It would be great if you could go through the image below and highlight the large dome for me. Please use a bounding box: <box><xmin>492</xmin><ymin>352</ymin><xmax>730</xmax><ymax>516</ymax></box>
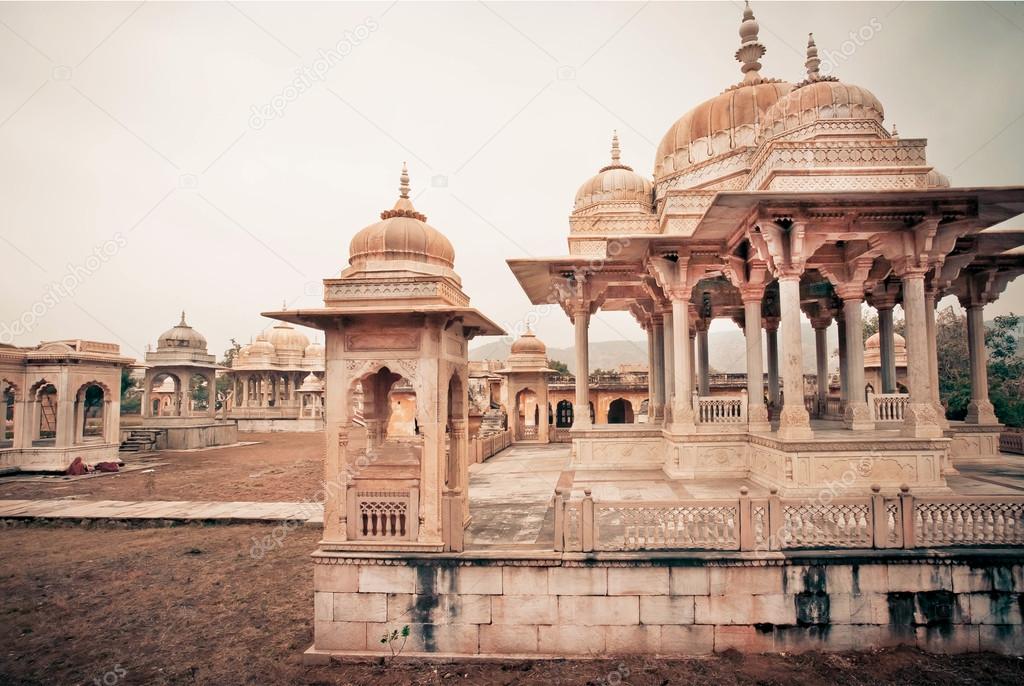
<box><xmin>348</xmin><ymin>164</ymin><xmax>455</xmax><ymax>269</ymax></box>
<box><xmin>264</xmin><ymin>321</ymin><xmax>309</xmax><ymax>353</ymax></box>
<box><xmin>758</xmin><ymin>35</ymin><xmax>885</xmax><ymax>141</ymax></box>
<box><xmin>157</xmin><ymin>312</ymin><xmax>208</xmax><ymax>352</ymax></box>
<box><xmin>654</xmin><ymin>4</ymin><xmax>792</xmax><ymax>181</ymax></box>
<box><xmin>574</xmin><ymin>133</ymin><xmax>653</xmax><ymax>211</ymax></box>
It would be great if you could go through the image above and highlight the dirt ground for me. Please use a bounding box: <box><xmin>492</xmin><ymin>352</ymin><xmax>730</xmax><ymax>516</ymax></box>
<box><xmin>0</xmin><ymin>433</ymin><xmax>324</xmax><ymax>503</ymax></box>
<box><xmin>1</xmin><ymin>525</ymin><xmax>1023</xmax><ymax>686</ymax></box>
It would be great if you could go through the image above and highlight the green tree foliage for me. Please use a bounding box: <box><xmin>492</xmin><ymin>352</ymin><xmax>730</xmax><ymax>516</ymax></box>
<box><xmin>221</xmin><ymin>339</ymin><xmax>242</xmax><ymax>367</ymax></box>
<box><xmin>547</xmin><ymin>358</ymin><xmax>570</xmax><ymax>375</ymax></box>
<box><xmin>986</xmin><ymin>314</ymin><xmax>1024</xmax><ymax>427</ymax></box>
<box><xmin>120</xmin><ymin>367</ymin><xmax>141</xmax><ymax>414</ymax></box>
<box><xmin>935</xmin><ymin>307</ymin><xmax>971</xmax><ymax>420</ymax></box>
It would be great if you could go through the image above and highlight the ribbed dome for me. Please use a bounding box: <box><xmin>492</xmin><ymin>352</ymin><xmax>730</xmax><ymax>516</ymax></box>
<box><xmin>264</xmin><ymin>321</ymin><xmax>309</xmax><ymax>353</ymax></box>
<box><xmin>654</xmin><ymin>4</ymin><xmax>791</xmax><ymax>181</ymax></box>
<box><xmin>655</xmin><ymin>80</ymin><xmax>792</xmax><ymax>180</ymax></box>
<box><xmin>926</xmin><ymin>169</ymin><xmax>951</xmax><ymax>188</ymax></box>
<box><xmin>348</xmin><ymin>164</ymin><xmax>455</xmax><ymax>269</ymax></box>
<box><xmin>157</xmin><ymin>312</ymin><xmax>208</xmax><ymax>352</ymax></box>
<box><xmin>866</xmin><ymin>331</ymin><xmax>906</xmax><ymax>349</ymax></box>
<box><xmin>244</xmin><ymin>336</ymin><xmax>275</xmax><ymax>359</ymax></box>
<box><xmin>574</xmin><ymin>133</ymin><xmax>653</xmax><ymax>211</ymax></box>
<box><xmin>303</xmin><ymin>342</ymin><xmax>324</xmax><ymax>358</ymax></box>
<box><xmin>510</xmin><ymin>329</ymin><xmax>547</xmax><ymax>356</ymax></box>
<box><xmin>759</xmin><ymin>80</ymin><xmax>884</xmax><ymax>141</ymax></box>
<box><xmin>758</xmin><ymin>35</ymin><xmax>884</xmax><ymax>142</ymax></box>
<box><xmin>298</xmin><ymin>372</ymin><xmax>324</xmax><ymax>392</ymax></box>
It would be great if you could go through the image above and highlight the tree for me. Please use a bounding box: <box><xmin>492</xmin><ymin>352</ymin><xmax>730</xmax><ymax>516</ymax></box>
<box><xmin>120</xmin><ymin>368</ymin><xmax>141</xmax><ymax>414</ymax></box>
<box><xmin>221</xmin><ymin>339</ymin><xmax>242</xmax><ymax>367</ymax></box>
<box><xmin>986</xmin><ymin>314</ymin><xmax>1024</xmax><ymax>427</ymax></box>
<box><xmin>547</xmin><ymin>358</ymin><xmax>570</xmax><ymax>375</ymax></box>
<box><xmin>935</xmin><ymin>307</ymin><xmax>971</xmax><ymax>420</ymax></box>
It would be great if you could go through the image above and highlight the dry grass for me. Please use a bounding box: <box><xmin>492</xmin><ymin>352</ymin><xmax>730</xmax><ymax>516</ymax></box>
<box><xmin>2</xmin><ymin>524</ymin><xmax>1024</xmax><ymax>685</ymax></box>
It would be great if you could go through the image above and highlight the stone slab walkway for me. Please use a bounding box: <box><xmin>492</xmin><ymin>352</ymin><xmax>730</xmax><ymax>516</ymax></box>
<box><xmin>0</xmin><ymin>499</ymin><xmax>324</xmax><ymax>524</ymax></box>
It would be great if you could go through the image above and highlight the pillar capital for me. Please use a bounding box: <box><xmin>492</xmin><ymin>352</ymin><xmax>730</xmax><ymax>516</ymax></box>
<box><xmin>763</xmin><ymin>316</ymin><xmax>779</xmax><ymax>333</ymax></box>
<box><xmin>810</xmin><ymin>316</ymin><xmax>832</xmax><ymax>331</ymax></box>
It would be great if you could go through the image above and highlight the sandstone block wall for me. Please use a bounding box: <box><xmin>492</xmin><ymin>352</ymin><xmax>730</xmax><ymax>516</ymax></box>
<box><xmin>309</xmin><ymin>558</ymin><xmax>1024</xmax><ymax>658</ymax></box>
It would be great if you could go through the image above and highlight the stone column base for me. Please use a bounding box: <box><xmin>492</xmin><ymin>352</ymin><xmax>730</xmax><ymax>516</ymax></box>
<box><xmin>965</xmin><ymin>400</ymin><xmax>999</xmax><ymax>426</ymax></box>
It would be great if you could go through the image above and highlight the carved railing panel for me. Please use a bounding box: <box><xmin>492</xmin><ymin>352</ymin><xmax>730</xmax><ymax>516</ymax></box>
<box><xmin>1000</xmin><ymin>432</ymin><xmax>1024</xmax><ymax>455</ymax></box>
<box><xmin>595</xmin><ymin>501</ymin><xmax>740</xmax><ymax>551</ymax></box>
<box><xmin>869</xmin><ymin>392</ymin><xmax>909</xmax><ymax>423</ymax></box>
<box><xmin>693</xmin><ymin>393</ymin><xmax>747</xmax><ymax>425</ymax></box>
<box><xmin>553</xmin><ymin>489</ymin><xmax>1024</xmax><ymax>552</ymax></box>
<box><xmin>354</xmin><ymin>490</ymin><xmax>413</xmax><ymax>540</ymax></box>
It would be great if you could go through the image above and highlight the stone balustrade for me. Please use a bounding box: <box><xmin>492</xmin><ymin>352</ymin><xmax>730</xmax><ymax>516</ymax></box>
<box><xmin>349</xmin><ymin>488</ymin><xmax>418</xmax><ymax>541</ymax></box>
<box><xmin>692</xmin><ymin>391</ymin><xmax>747</xmax><ymax>426</ymax></box>
<box><xmin>1000</xmin><ymin>432</ymin><xmax>1024</xmax><ymax>455</ymax></box>
<box><xmin>822</xmin><ymin>396</ymin><xmax>843</xmax><ymax>419</ymax></box>
<box><xmin>470</xmin><ymin>429</ymin><xmax>511</xmax><ymax>463</ymax></box>
<box><xmin>868</xmin><ymin>392</ymin><xmax>909</xmax><ymax>424</ymax></box>
<box><xmin>554</xmin><ymin>487</ymin><xmax>1024</xmax><ymax>553</ymax></box>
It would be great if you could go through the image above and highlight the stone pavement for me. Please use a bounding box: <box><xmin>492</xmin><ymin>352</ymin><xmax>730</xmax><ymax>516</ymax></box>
<box><xmin>0</xmin><ymin>499</ymin><xmax>323</xmax><ymax>523</ymax></box>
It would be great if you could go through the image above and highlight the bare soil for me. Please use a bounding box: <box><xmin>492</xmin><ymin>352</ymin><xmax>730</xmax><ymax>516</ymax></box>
<box><xmin>1</xmin><ymin>525</ymin><xmax>1023</xmax><ymax>686</ymax></box>
<box><xmin>0</xmin><ymin>433</ymin><xmax>324</xmax><ymax>503</ymax></box>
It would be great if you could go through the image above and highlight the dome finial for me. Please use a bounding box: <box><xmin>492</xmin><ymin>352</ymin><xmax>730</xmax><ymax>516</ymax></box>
<box><xmin>179</xmin><ymin>310</ymin><xmax>187</xmax><ymax>326</ymax></box>
<box><xmin>891</xmin><ymin>123</ymin><xmax>899</xmax><ymax>138</ymax></box>
<box><xmin>805</xmin><ymin>33</ymin><xmax>820</xmax><ymax>82</ymax></box>
<box><xmin>611</xmin><ymin>130</ymin><xmax>621</xmax><ymax>164</ymax></box>
<box><xmin>399</xmin><ymin>162</ymin><xmax>410</xmax><ymax>199</ymax></box>
<box><xmin>735</xmin><ymin>1</ymin><xmax>766</xmax><ymax>81</ymax></box>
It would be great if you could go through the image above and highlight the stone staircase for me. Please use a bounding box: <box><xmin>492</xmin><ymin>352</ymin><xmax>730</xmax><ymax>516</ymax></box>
<box><xmin>119</xmin><ymin>429</ymin><xmax>164</xmax><ymax>453</ymax></box>
<box><xmin>478</xmin><ymin>408</ymin><xmax>506</xmax><ymax>436</ymax></box>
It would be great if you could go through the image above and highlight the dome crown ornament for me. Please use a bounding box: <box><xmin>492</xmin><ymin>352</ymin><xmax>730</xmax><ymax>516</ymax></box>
<box><xmin>380</xmin><ymin>162</ymin><xmax>427</xmax><ymax>222</ymax></box>
<box><xmin>599</xmin><ymin>130</ymin><xmax>634</xmax><ymax>173</ymax></box>
<box><xmin>735</xmin><ymin>1</ymin><xmax>767</xmax><ymax>82</ymax></box>
<box><xmin>795</xmin><ymin>32</ymin><xmax>839</xmax><ymax>88</ymax></box>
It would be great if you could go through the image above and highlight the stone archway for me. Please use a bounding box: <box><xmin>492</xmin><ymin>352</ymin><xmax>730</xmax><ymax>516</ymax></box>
<box><xmin>608</xmin><ymin>397</ymin><xmax>634</xmax><ymax>424</ymax></box>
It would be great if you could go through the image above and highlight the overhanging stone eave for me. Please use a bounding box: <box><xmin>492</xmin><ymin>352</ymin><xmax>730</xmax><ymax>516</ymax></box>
<box><xmin>262</xmin><ymin>306</ymin><xmax>506</xmax><ymax>337</ymax></box>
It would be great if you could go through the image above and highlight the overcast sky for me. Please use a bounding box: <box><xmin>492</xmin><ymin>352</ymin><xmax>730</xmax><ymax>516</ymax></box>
<box><xmin>1</xmin><ymin>1</ymin><xmax>1022</xmax><ymax>361</ymax></box>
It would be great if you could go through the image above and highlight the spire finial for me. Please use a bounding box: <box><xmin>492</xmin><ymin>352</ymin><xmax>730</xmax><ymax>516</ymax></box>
<box><xmin>282</xmin><ymin>299</ymin><xmax>287</xmax><ymax>310</ymax></box>
<box><xmin>399</xmin><ymin>162</ymin><xmax>410</xmax><ymax>199</ymax></box>
<box><xmin>805</xmin><ymin>33</ymin><xmax>820</xmax><ymax>82</ymax></box>
<box><xmin>735</xmin><ymin>1</ymin><xmax>766</xmax><ymax>81</ymax></box>
<box><xmin>611</xmin><ymin>130</ymin><xmax>620</xmax><ymax>164</ymax></box>
<box><xmin>179</xmin><ymin>310</ymin><xmax>187</xmax><ymax>326</ymax></box>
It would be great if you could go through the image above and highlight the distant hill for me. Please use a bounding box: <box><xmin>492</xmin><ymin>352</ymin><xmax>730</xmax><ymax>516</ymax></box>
<box><xmin>470</xmin><ymin>324</ymin><xmax>837</xmax><ymax>374</ymax></box>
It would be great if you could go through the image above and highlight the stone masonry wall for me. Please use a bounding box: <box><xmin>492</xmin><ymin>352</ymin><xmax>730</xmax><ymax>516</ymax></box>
<box><xmin>309</xmin><ymin>558</ymin><xmax>1024</xmax><ymax>658</ymax></box>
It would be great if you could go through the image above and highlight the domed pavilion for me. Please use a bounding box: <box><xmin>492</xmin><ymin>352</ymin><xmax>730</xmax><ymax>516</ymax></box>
<box><xmin>264</xmin><ymin>164</ymin><xmax>503</xmax><ymax>553</ymax></box>
<box><xmin>506</xmin><ymin>2</ymin><xmax>1024</xmax><ymax>490</ymax></box>
<box><xmin>497</xmin><ymin>328</ymin><xmax>557</xmax><ymax>444</ymax></box>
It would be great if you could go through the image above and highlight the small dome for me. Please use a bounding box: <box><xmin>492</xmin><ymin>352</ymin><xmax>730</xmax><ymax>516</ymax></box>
<box><xmin>264</xmin><ymin>321</ymin><xmax>309</xmax><ymax>353</ymax></box>
<box><xmin>865</xmin><ymin>331</ymin><xmax>906</xmax><ymax>349</ymax></box>
<box><xmin>926</xmin><ymin>169</ymin><xmax>951</xmax><ymax>188</ymax></box>
<box><xmin>574</xmin><ymin>133</ymin><xmax>653</xmax><ymax>211</ymax></box>
<box><xmin>510</xmin><ymin>329</ymin><xmax>547</xmax><ymax>356</ymax></box>
<box><xmin>348</xmin><ymin>164</ymin><xmax>455</xmax><ymax>269</ymax></box>
<box><xmin>246</xmin><ymin>335</ymin><xmax>275</xmax><ymax>358</ymax></box>
<box><xmin>298</xmin><ymin>372</ymin><xmax>324</xmax><ymax>392</ymax></box>
<box><xmin>304</xmin><ymin>342</ymin><xmax>325</xmax><ymax>358</ymax></box>
<box><xmin>758</xmin><ymin>36</ymin><xmax>884</xmax><ymax>141</ymax></box>
<box><xmin>157</xmin><ymin>312</ymin><xmax>208</xmax><ymax>352</ymax></box>
<box><xmin>654</xmin><ymin>4</ymin><xmax>791</xmax><ymax>181</ymax></box>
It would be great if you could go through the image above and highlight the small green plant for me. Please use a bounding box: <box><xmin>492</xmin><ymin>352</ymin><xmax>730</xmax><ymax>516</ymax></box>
<box><xmin>379</xmin><ymin>624</ymin><xmax>410</xmax><ymax>660</ymax></box>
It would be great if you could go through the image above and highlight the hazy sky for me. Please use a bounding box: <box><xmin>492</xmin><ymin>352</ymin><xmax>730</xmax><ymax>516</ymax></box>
<box><xmin>1</xmin><ymin>1</ymin><xmax>1023</xmax><ymax>361</ymax></box>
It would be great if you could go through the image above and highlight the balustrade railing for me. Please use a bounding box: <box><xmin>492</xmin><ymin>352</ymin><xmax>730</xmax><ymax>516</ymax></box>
<box><xmin>469</xmin><ymin>428</ymin><xmax>512</xmax><ymax>463</ymax></box>
<box><xmin>692</xmin><ymin>391</ymin><xmax>747</xmax><ymax>425</ymax></box>
<box><xmin>869</xmin><ymin>392</ymin><xmax>909</xmax><ymax>424</ymax></box>
<box><xmin>349</xmin><ymin>488</ymin><xmax>418</xmax><ymax>541</ymax></box>
<box><xmin>822</xmin><ymin>396</ymin><xmax>843</xmax><ymax>419</ymax></box>
<box><xmin>553</xmin><ymin>486</ymin><xmax>1024</xmax><ymax>552</ymax></box>
<box><xmin>520</xmin><ymin>425</ymin><xmax>539</xmax><ymax>439</ymax></box>
<box><xmin>1000</xmin><ymin>432</ymin><xmax>1024</xmax><ymax>455</ymax></box>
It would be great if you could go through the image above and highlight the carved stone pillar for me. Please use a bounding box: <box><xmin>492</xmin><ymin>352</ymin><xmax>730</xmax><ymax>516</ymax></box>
<box><xmin>663</xmin><ymin>310</ymin><xmax>674</xmax><ymax>420</ymax></box>
<box><xmin>572</xmin><ymin>305</ymin><xmax>591</xmax><ymax>429</ymax></box>
<box><xmin>671</xmin><ymin>297</ymin><xmax>695</xmax><ymax>430</ymax></box>
<box><xmin>899</xmin><ymin>270</ymin><xmax>943</xmax><ymax>438</ymax></box>
<box><xmin>696</xmin><ymin>321</ymin><xmax>710</xmax><ymax>396</ymax></box>
<box><xmin>777</xmin><ymin>275</ymin><xmax>812</xmax><ymax>439</ymax></box>
<box><xmin>837</xmin><ymin>318</ymin><xmax>848</xmax><ymax>409</ymax></box>
<box><xmin>764</xmin><ymin>317</ymin><xmax>780</xmax><ymax>411</ymax></box>
<box><xmin>878</xmin><ymin>306</ymin><xmax>897</xmax><ymax>394</ymax></box>
<box><xmin>965</xmin><ymin>303</ymin><xmax>999</xmax><ymax>424</ymax></box>
<box><xmin>811</xmin><ymin>317</ymin><xmax>831</xmax><ymax>418</ymax></box>
<box><xmin>840</xmin><ymin>295</ymin><xmax>872</xmax><ymax>430</ymax></box>
<box><xmin>924</xmin><ymin>291</ymin><xmax>949</xmax><ymax>429</ymax></box>
<box><xmin>652</xmin><ymin>316</ymin><xmax>665</xmax><ymax>420</ymax></box>
<box><xmin>743</xmin><ymin>297</ymin><xmax>771</xmax><ymax>431</ymax></box>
